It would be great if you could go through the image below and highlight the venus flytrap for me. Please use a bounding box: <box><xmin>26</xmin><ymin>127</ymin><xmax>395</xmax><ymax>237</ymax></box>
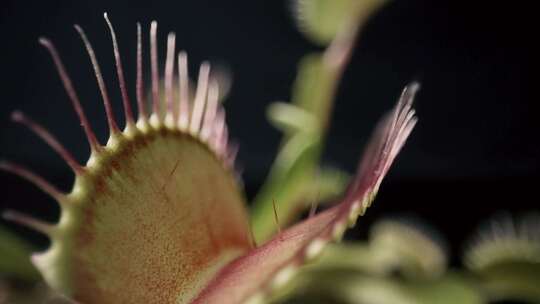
<box><xmin>463</xmin><ymin>214</ymin><xmax>540</xmax><ymax>303</ymax></box>
<box><xmin>2</xmin><ymin>11</ymin><xmax>534</xmax><ymax>301</ymax></box>
<box><xmin>0</xmin><ymin>5</ymin><xmax>418</xmax><ymax>304</ymax></box>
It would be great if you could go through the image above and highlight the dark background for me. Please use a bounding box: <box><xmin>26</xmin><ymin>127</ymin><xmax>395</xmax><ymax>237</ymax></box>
<box><xmin>0</xmin><ymin>0</ymin><xmax>537</xmax><ymax>265</ymax></box>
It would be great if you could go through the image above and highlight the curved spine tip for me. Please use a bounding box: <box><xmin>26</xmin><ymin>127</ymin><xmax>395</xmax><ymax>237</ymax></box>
<box><xmin>2</xmin><ymin>210</ymin><xmax>53</xmax><ymax>235</ymax></box>
<box><xmin>104</xmin><ymin>13</ymin><xmax>135</xmax><ymax>127</ymax></box>
<box><xmin>0</xmin><ymin>161</ymin><xmax>66</xmax><ymax>203</ymax></box>
<box><xmin>38</xmin><ymin>37</ymin><xmax>101</xmax><ymax>153</ymax></box>
<box><xmin>11</xmin><ymin>111</ymin><xmax>83</xmax><ymax>174</ymax></box>
<box><xmin>74</xmin><ymin>24</ymin><xmax>120</xmax><ymax>135</ymax></box>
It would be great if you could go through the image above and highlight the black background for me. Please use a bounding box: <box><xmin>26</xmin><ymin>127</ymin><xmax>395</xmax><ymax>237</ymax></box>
<box><xmin>0</xmin><ymin>0</ymin><xmax>537</xmax><ymax>266</ymax></box>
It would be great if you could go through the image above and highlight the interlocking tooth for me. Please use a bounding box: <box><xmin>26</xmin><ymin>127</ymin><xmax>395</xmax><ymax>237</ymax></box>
<box><xmin>104</xmin><ymin>13</ymin><xmax>135</xmax><ymax>127</ymax></box>
<box><xmin>2</xmin><ymin>210</ymin><xmax>54</xmax><ymax>236</ymax></box>
<box><xmin>0</xmin><ymin>161</ymin><xmax>66</xmax><ymax>204</ymax></box>
<box><xmin>177</xmin><ymin>51</ymin><xmax>190</xmax><ymax>130</ymax></box>
<box><xmin>201</xmin><ymin>80</ymin><xmax>219</xmax><ymax>141</ymax></box>
<box><xmin>190</xmin><ymin>62</ymin><xmax>211</xmax><ymax>135</ymax></box>
<box><xmin>40</xmin><ymin>19</ymin><xmax>235</xmax><ymax>167</ymax></box>
<box><xmin>74</xmin><ymin>24</ymin><xmax>120</xmax><ymax>135</ymax></box>
<box><xmin>150</xmin><ymin>21</ymin><xmax>160</xmax><ymax>117</ymax></box>
<box><xmin>11</xmin><ymin>111</ymin><xmax>83</xmax><ymax>174</ymax></box>
<box><xmin>164</xmin><ymin>32</ymin><xmax>177</xmax><ymax>126</ymax></box>
<box><xmin>38</xmin><ymin>38</ymin><xmax>101</xmax><ymax>152</ymax></box>
<box><xmin>135</xmin><ymin>22</ymin><xmax>147</xmax><ymax>123</ymax></box>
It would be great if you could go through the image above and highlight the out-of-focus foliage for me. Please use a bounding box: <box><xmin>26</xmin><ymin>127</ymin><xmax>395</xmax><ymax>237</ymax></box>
<box><xmin>281</xmin><ymin>271</ymin><xmax>483</xmax><ymax>304</ymax></box>
<box><xmin>292</xmin><ymin>0</ymin><xmax>389</xmax><ymax>45</ymax></box>
<box><xmin>463</xmin><ymin>214</ymin><xmax>540</xmax><ymax>303</ymax></box>
<box><xmin>250</xmin><ymin>53</ymin><xmax>347</xmax><ymax>243</ymax></box>
<box><xmin>0</xmin><ymin>224</ymin><xmax>39</xmax><ymax>281</ymax></box>
<box><xmin>369</xmin><ymin>219</ymin><xmax>447</xmax><ymax>278</ymax></box>
<box><xmin>0</xmin><ymin>281</ymin><xmax>62</xmax><ymax>304</ymax></box>
<box><xmin>250</xmin><ymin>0</ymin><xmax>388</xmax><ymax>243</ymax></box>
<box><xmin>274</xmin><ymin>215</ymin><xmax>540</xmax><ymax>304</ymax></box>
